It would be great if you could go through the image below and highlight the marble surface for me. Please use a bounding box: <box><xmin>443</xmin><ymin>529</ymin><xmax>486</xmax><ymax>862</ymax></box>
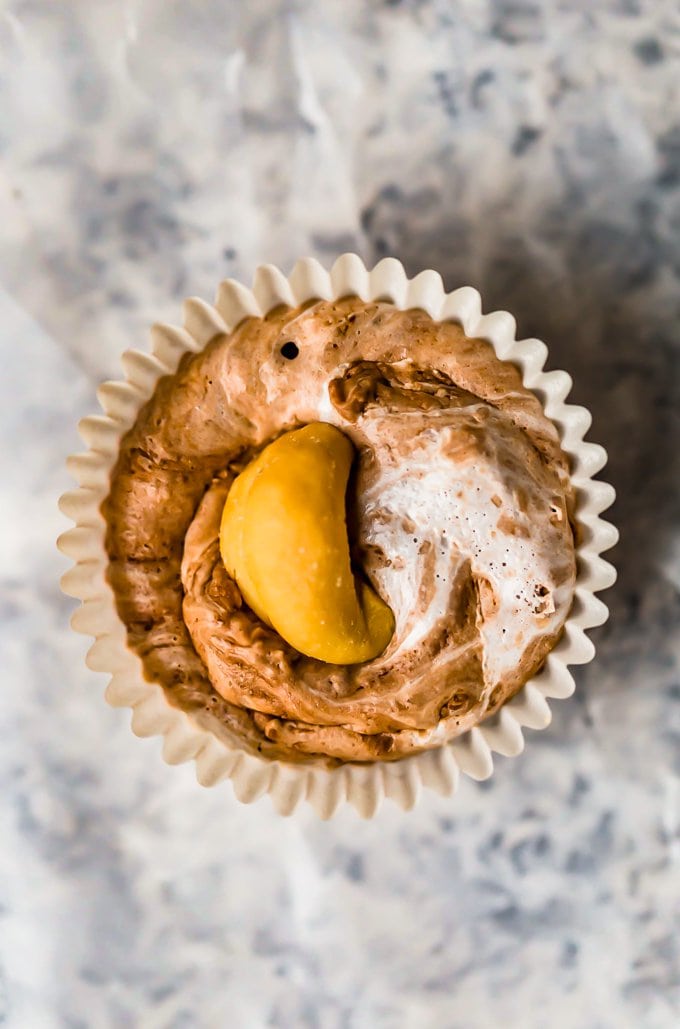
<box><xmin>1</xmin><ymin>0</ymin><xmax>679</xmax><ymax>1025</ymax></box>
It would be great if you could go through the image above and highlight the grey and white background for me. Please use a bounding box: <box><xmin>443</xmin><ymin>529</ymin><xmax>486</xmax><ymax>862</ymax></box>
<box><xmin>1</xmin><ymin>1</ymin><xmax>679</xmax><ymax>1026</ymax></box>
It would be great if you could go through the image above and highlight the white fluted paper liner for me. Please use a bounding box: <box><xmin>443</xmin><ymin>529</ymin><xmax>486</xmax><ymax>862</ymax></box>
<box><xmin>58</xmin><ymin>255</ymin><xmax>618</xmax><ymax>818</ymax></box>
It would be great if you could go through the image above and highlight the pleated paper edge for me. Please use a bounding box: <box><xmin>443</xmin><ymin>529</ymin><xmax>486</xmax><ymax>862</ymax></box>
<box><xmin>58</xmin><ymin>254</ymin><xmax>618</xmax><ymax>819</ymax></box>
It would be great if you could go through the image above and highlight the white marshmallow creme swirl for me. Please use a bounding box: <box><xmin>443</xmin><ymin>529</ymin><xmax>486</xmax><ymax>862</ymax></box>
<box><xmin>353</xmin><ymin>403</ymin><xmax>574</xmax><ymax>694</ymax></box>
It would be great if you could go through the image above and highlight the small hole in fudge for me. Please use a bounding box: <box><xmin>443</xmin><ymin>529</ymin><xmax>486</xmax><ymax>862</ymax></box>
<box><xmin>280</xmin><ymin>341</ymin><xmax>299</xmax><ymax>360</ymax></box>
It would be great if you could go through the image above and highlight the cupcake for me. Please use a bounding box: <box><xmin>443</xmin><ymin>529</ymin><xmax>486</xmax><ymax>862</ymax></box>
<box><xmin>59</xmin><ymin>256</ymin><xmax>617</xmax><ymax>816</ymax></box>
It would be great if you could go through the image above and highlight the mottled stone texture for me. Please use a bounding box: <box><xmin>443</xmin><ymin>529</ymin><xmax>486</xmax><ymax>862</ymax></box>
<box><xmin>1</xmin><ymin>1</ymin><xmax>678</xmax><ymax>1026</ymax></box>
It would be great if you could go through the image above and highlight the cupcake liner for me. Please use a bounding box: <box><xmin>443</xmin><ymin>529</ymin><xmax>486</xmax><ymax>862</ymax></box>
<box><xmin>58</xmin><ymin>255</ymin><xmax>618</xmax><ymax>818</ymax></box>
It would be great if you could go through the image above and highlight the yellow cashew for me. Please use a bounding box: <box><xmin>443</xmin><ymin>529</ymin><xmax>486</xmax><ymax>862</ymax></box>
<box><xmin>220</xmin><ymin>423</ymin><xmax>395</xmax><ymax>663</ymax></box>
